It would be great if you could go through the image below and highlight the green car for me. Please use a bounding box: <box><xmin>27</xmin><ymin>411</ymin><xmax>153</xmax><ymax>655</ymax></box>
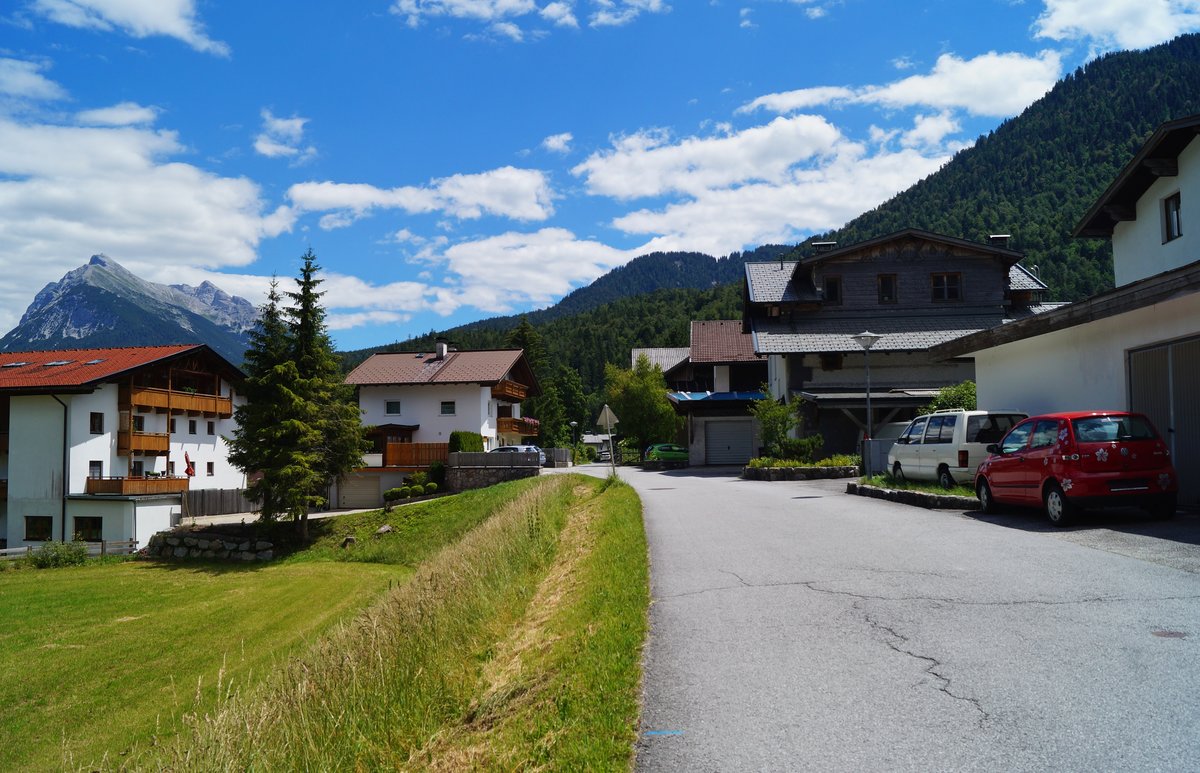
<box><xmin>644</xmin><ymin>443</ymin><xmax>688</xmax><ymax>465</ymax></box>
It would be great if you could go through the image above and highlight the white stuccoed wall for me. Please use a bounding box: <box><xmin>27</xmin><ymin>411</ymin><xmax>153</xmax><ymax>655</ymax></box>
<box><xmin>358</xmin><ymin>383</ymin><xmax>496</xmax><ymax>444</ymax></box>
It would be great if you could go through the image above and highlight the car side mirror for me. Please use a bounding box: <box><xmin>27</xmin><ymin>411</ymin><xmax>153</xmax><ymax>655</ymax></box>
<box><xmin>895</xmin><ymin>437</ymin><xmax>908</xmax><ymax>445</ymax></box>
<box><xmin>986</xmin><ymin>443</ymin><xmax>999</xmax><ymax>454</ymax></box>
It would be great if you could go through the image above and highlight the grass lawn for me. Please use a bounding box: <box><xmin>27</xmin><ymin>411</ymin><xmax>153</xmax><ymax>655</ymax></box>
<box><xmin>862</xmin><ymin>473</ymin><xmax>977</xmax><ymax>498</ymax></box>
<box><xmin>0</xmin><ymin>481</ymin><xmax>544</xmax><ymax>771</ymax></box>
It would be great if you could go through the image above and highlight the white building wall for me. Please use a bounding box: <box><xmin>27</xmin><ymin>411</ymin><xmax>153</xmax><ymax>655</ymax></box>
<box><xmin>1113</xmin><ymin>136</ymin><xmax>1200</xmax><ymax>286</ymax></box>
<box><xmin>974</xmin><ymin>292</ymin><xmax>1200</xmax><ymax>414</ymax></box>
<box><xmin>8</xmin><ymin>395</ymin><xmax>68</xmax><ymax>544</ymax></box>
<box><xmin>68</xmin><ymin>385</ymin><xmax>119</xmax><ymax>491</ymax></box>
<box><xmin>169</xmin><ymin>393</ymin><xmax>245</xmax><ymax>490</ymax></box>
<box><xmin>358</xmin><ymin>383</ymin><xmax>491</xmax><ymax>444</ymax></box>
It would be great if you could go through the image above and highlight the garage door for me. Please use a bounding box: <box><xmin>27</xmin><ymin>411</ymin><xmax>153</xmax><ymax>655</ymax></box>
<box><xmin>339</xmin><ymin>474</ymin><xmax>381</xmax><ymax>509</ymax></box>
<box><xmin>705</xmin><ymin>420</ymin><xmax>754</xmax><ymax>465</ymax></box>
<box><xmin>1129</xmin><ymin>336</ymin><xmax>1199</xmax><ymax>506</ymax></box>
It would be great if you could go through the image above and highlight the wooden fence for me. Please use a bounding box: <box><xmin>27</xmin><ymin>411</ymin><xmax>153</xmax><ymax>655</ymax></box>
<box><xmin>384</xmin><ymin>442</ymin><xmax>449</xmax><ymax>468</ymax></box>
<box><xmin>1</xmin><ymin>539</ymin><xmax>139</xmax><ymax>561</ymax></box>
<box><xmin>184</xmin><ymin>488</ymin><xmax>257</xmax><ymax>518</ymax></box>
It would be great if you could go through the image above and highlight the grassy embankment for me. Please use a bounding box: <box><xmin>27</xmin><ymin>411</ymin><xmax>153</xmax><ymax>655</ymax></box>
<box><xmin>862</xmin><ymin>473</ymin><xmax>976</xmax><ymax>498</ymax></box>
<box><xmin>0</xmin><ymin>473</ymin><xmax>648</xmax><ymax>771</ymax></box>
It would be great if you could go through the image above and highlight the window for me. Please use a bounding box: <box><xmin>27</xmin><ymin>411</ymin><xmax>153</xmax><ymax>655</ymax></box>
<box><xmin>931</xmin><ymin>273</ymin><xmax>962</xmax><ymax>302</ymax></box>
<box><xmin>385</xmin><ymin>400</ymin><xmax>402</xmax><ymax>415</ymax></box>
<box><xmin>877</xmin><ymin>274</ymin><xmax>898</xmax><ymax>304</ymax></box>
<box><xmin>188</xmin><ymin>419</ymin><xmax>197</xmax><ymax>434</ymax></box>
<box><xmin>25</xmin><ymin>516</ymin><xmax>53</xmax><ymax>541</ymax></box>
<box><xmin>901</xmin><ymin>417</ymin><xmax>928</xmax><ymax>445</ymax></box>
<box><xmin>88</xmin><ymin>460</ymin><xmax>103</xmax><ymax>478</ymax></box>
<box><xmin>90</xmin><ymin>412</ymin><xmax>104</xmax><ymax>434</ymax></box>
<box><xmin>925</xmin><ymin>415</ymin><xmax>956</xmax><ymax>444</ymax></box>
<box><xmin>823</xmin><ymin>276</ymin><xmax>842</xmax><ymax>305</ymax></box>
<box><xmin>169</xmin><ymin>418</ymin><xmax>176</xmax><ymax>433</ymax></box>
<box><xmin>132</xmin><ymin>414</ymin><xmax>145</xmax><ymax>432</ymax></box>
<box><xmin>440</xmin><ymin>401</ymin><xmax>456</xmax><ymax>416</ymax></box>
<box><xmin>206</xmin><ymin>462</ymin><xmax>214</xmax><ymax>477</ymax></box>
<box><xmin>131</xmin><ymin>460</ymin><xmax>144</xmax><ymax>477</ymax></box>
<box><xmin>1164</xmin><ymin>192</ymin><xmax>1182</xmax><ymax>242</ymax></box>
<box><xmin>1030</xmin><ymin>420</ymin><xmax>1060</xmax><ymax>449</ymax></box>
<box><xmin>1000</xmin><ymin>421</ymin><xmax>1034</xmax><ymax>454</ymax></box>
<box><xmin>167</xmin><ymin>461</ymin><xmax>175</xmax><ymax>475</ymax></box>
<box><xmin>207</xmin><ymin>420</ymin><xmax>215</xmax><ymax>435</ymax></box>
<box><xmin>74</xmin><ymin>516</ymin><xmax>103</xmax><ymax>542</ymax></box>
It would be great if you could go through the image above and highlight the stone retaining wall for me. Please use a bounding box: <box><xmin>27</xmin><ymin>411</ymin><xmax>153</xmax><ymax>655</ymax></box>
<box><xmin>742</xmin><ymin>465</ymin><xmax>859</xmax><ymax>481</ymax></box>
<box><xmin>845</xmin><ymin>481</ymin><xmax>979</xmax><ymax>510</ymax></box>
<box><xmin>147</xmin><ymin>531</ymin><xmax>274</xmax><ymax>562</ymax></box>
<box><xmin>447</xmin><ymin>466</ymin><xmax>539</xmax><ymax>492</ymax></box>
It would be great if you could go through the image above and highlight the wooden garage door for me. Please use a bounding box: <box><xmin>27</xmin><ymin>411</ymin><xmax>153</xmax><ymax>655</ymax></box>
<box><xmin>705</xmin><ymin>420</ymin><xmax>754</xmax><ymax>465</ymax></box>
<box><xmin>1129</xmin><ymin>336</ymin><xmax>1199</xmax><ymax>506</ymax></box>
<box><xmin>339</xmin><ymin>474</ymin><xmax>381</xmax><ymax>509</ymax></box>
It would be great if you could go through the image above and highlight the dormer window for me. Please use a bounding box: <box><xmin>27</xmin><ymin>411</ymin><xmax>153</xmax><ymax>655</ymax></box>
<box><xmin>1164</xmin><ymin>192</ymin><xmax>1182</xmax><ymax>242</ymax></box>
<box><xmin>823</xmin><ymin>276</ymin><xmax>842</xmax><ymax>305</ymax></box>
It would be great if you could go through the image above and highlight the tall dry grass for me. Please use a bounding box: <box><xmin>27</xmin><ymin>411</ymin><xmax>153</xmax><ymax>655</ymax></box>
<box><xmin>132</xmin><ymin>475</ymin><xmax>580</xmax><ymax>771</ymax></box>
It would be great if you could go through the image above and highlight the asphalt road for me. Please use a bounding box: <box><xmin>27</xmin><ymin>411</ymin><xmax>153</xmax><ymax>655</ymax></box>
<box><xmin>605</xmin><ymin>465</ymin><xmax>1200</xmax><ymax>772</ymax></box>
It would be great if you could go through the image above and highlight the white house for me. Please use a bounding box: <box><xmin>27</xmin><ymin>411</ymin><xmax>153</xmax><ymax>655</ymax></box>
<box><xmin>339</xmin><ymin>342</ymin><xmax>540</xmax><ymax>507</ymax></box>
<box><xmin>0</xmin><ymin>344</ymin><xmax>246</xmax><ymax>549</ymax></box>
<box><xmin>934</xmin><ymin>115</ymin><xmax>1200</xmax><ymax>506</ymax></box>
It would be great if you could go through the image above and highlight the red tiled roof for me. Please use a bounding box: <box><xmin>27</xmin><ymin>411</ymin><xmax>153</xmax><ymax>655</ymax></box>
<box><xmin>0</xmin><ymin>344</ymin><xmax>209</xmax><ymax>391</ymax></box>
<box><xmin>345</xmin><ymin>349</ymin><xmax>529</xmax><ymax>387</ymax></box>
<box><xmin>690</xmin><ymin>320</ymin><xmax>763</xmax><ymax>363</ymax></box>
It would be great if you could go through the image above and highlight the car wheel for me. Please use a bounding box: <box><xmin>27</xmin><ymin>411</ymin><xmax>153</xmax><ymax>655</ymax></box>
<box><xmin>1043</xmin><ymin>481</ymin><xmax>1075</xmax><ymax>527</ymax></box>
<box><xmin>976</xmin><ymin>478</ymin><xmax>997</xmax><ymax>514</ymax></box>
<box><xmin>1146</xmin><ymin>493</ymin><xmax>1178</xmax><ymax>520</ymax></box>
<box><xmin>937</xmin><ymin>466</ymin><xmax>955</xmax><ymax>490</ymax></box>
<box><xmin>892</xmin><ymin>462</ymin><xmax>905</xmax><ymax>482</ymax></box>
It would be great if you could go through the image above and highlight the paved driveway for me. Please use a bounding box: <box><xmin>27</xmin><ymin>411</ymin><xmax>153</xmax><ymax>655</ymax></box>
<box><xmin>612</xmin><ymin>465</ymin><xmax>1200</xmax><ymax>772</ymax></box>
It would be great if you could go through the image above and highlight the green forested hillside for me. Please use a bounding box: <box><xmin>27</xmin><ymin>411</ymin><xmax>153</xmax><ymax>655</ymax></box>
<box><xmin>804</xmin><ymin>34</ymin><xmax>1200</xmax><ymax>300</ymax></box>
<box><xmin>343</xmin><ymin>34</ymin><xmax>1200</xmax><ymax>412</ymax></box>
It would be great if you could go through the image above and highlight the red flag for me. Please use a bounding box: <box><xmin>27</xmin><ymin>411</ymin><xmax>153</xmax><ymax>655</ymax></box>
<box><xmin>184</xmin><ymin>452</ymin><xmax>196</xmax><ymax>477</ymax></box>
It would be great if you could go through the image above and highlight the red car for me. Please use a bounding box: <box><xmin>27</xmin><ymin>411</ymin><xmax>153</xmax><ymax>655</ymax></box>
<box><xmin>974</xmin><ymin>411</ymin><xmax>1177</xmax><ymax>526</ymax></box>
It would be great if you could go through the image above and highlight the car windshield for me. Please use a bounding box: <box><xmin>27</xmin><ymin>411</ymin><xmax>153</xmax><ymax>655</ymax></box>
<box><xmin>1072</xmin><ymin>415</ymin><xmax>1158</xmax><ymax>442</ymax></box>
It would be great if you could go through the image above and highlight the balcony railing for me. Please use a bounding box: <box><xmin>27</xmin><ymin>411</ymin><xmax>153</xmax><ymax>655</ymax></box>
<box><xmin>382</xmin><ymin>442</ymin><xmax>449</xmax><ymax>468</ymax></box>
<box><xmin>498</xmin><ymin>417</ymin><xmax>540</xmax><ymax>435</ymax></box>
<box><xmin>120</xmin><ymin>386</ymin><xmax>233</xmax><ymax>417</ymax></box>
<box><xmin>491</xmin><ymin>379</ymin><xmax>529</xmax><ymax>402</ymax></box>
<box><xmin>118</xmin><ymin>431</ymin><xmax>170</xmax><ymax>454</ymax></box>
<box><xmin>85</xmin><ymin>476</ymin><xmax>190</xmax><ymax>496</ymax></box>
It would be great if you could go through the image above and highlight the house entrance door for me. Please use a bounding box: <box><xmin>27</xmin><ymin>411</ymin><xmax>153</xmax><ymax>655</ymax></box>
<box><xmin>1129</xmin><ymin>336</ymin><xmax>1200</xmax><ymax>506</ymax></box>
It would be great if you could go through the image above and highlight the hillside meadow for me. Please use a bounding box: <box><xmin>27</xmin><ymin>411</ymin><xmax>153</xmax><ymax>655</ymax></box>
<box><xmin>0</xmin><ymin>474</ymin><xmax>648</xmax><ymax>771</ymax></box>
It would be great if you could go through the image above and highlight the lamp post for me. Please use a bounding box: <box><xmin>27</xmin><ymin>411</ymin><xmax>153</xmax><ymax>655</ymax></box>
<box><xmin>852</xmin><ymin>331</ymin><xmax>883</xmax><ymax>477</ymax></box>
<box><xmin>569</xmin><ymin>420</ymin><xmax>578</xmax><ymax>445</ymax></box>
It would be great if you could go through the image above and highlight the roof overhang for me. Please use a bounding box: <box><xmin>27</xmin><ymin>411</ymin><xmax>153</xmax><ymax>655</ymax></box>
<box><xmin>799</xmin><ymin>389</ymin><xmax>940</xmax><ymax>407</ymax></box>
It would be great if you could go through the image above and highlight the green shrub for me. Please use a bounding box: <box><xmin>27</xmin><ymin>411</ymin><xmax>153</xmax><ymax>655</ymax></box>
<box><xmin>398</xmin><ymin>486</ymin><xmax>412</xmax><ymax>499</ymax></box>
<box><xmin>406</xmin><ymin>471</ymin><xmax>429</xmax><ymax>487</ymax></box>
<box><xmin>778</xmin><ymin>433</ymin><xmax>823</xmax><ymax>463</ymax></box>
<box><xmin>814</xmin><ymin>454</ymin><xmax>860</xmax><ymax>467</ymax></box>
<box><xmin>448</xmin><ymin>431</ymin><xmax>484</xmax><ymax>453</ymax></box>
<box><xmin>29</xmin><ymin>540</ymin><xmax>90</xmax><ymax>568</ymax></box>
<box><xmin>383</xmin><ymin>488</ymin><xmax>405</xmax><ymax>502</ymax></box>
<box><xmin>428</xmin><ymin>461</ymin><xmax>446</xmax><ymax>486</ymax></box>
<box><xmin>424</xmin><ymin>482</ymin><xmax>438</xmax><ymax>495</ymax></box>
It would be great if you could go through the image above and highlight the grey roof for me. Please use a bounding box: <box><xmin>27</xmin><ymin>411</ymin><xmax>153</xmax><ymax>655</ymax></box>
<box><xmin>744</xmin><ymin>261</ymin><xmax>816</xmax><ymax>304</ymax></box>
<box><xmin>751</xmin><ymin>312</ymin><xmax>1009</xmax><ymax>354</ymax></box>
<box><xmin>631</xmin><ymin>347</ymin><xmax>690</xmax><ymax>371</ymax></box>
<box><xmin>1005</xmin><ymin>302</ymin><xmax>1071</xmax><ymax>321</ymax></box>
<box><xmin>1009</xmin><ymin>263</ymin><xmax>1049</xmax><ymax>292</ymax></box>
<box><xmin>798</xmin><ymin>228</ymin><xmax>1024</xmax><ymax>267</ymax></box>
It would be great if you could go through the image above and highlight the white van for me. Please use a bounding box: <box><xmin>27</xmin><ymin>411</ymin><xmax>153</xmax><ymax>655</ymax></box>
<box><xmin>887</xmin><ymin>409</ymin><xmax>1026</xmax><ymax>488</ymax></box>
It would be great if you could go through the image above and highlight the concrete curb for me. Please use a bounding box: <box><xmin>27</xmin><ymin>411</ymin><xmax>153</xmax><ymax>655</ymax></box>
<box><xmin>742</xmin><ymin>465</ymin><xmax>859</xmax><ymax>481</ymax></box>
<box><xmin>846</xmin><ymin>481</ymin><xmax>980</xmax><ymax>511</ymax></box>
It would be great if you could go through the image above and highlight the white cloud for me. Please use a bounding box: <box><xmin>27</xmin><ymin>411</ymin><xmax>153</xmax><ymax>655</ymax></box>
<box><xmin>899</xmin><ymin>111</ymin><xmax>962</xmax><ymax>151</ymax></box>
<box><xmin>288</xmin><ymin>165</ymin><xmax>556</xmax><ymax>227</ymax></box>
<box><xmin>491</xmin><ymin>20</ymin><xmax>524</xmax><ymax>40</ymax></box>
<box><xmin>0</xmin><ymin>117</ymin><xmax>294</xmax><ymax>334</ymax></box>
<box><xmin>391</xmin><ymin>0</ymin><xmax>537</xmax><ymax>26</ymax></box>
<box><xmin>739</xmin><ymin>8</ymin><xmax>756</xmax><ymax>29</ymax></box>
<box><xmin>76</xmin><ymin>101</ymin><xmax>158</xmax><ymax>126</ymax></box>
<box><xmin>542</xmin><ymin>131</ymin><xmax>573</xmax><ymax>153</ymax></box>
<box><xmin>0</xmin><ymin>57</ymin><xmax>67</xmax><ymax>101</ymax></box>
<box><xmin>541</xmin><ymin>1</ymin><xmax>579</xmax><ymax>27</ymax></box>
<box><xmin>741</xmin><ymin>50</ymin><xmax>1063</xmax><ymax>118</ymax></box>
<box><xmin>572</xmin><ymin>115</ymin><xmax>843</xmax><ymax>199</ymax></box>
<box><xmin>590</xmin><ymin>0</ymin><xmax>670</xmax><ymax>28</ymax></box>
<box><xmin>254</xmin><ymin>109</ymin><xmax>317</xmax><ymax>164</ymax></box>
<box><xmin>1034</xmin><ymin>0</ymin><xmax>1200</xmax><ymax>50</ymax></box>
<box><xmin>30</xmin><ymin>0</ymin><xmax>230</xmax><ymax>56</ymax></box>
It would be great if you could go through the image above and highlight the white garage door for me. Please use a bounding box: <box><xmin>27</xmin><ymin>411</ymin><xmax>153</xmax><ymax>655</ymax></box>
<box><xmin>339</xmin><ymin>474</ymin><xmax>381</xmax><ymax>509</ymax></box>
<box><xmin>705</xmin><ymin>420</ymin><xmax>754</xmax><ymax>465</ymax></box>
<box><xmin>1129</xmin><ymin>336</ymin><xmax>1199</xmax><ymax>506</ymax></box>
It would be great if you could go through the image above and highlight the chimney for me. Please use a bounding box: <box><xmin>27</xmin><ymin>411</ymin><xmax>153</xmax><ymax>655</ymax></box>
<box><xmin>813</xmin><ymin>241</ymin><xmax>837</xmax><ymax>254</ymax></box>
<box><xmin>435</xmin><ymin>338</ymin><xmax>449</xmax><ymax>360</ymax></box>
<box><xmin>988</xmin><ymin>234</ymin><xmax>1011</xmax><ymax>249</ymax></box>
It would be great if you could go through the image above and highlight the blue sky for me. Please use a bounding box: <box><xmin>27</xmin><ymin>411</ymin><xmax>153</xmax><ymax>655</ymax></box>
<box><xmin>2</xmin><ymin>0</ymin><xmax>1200</xmax><ymax>350</ymax></box>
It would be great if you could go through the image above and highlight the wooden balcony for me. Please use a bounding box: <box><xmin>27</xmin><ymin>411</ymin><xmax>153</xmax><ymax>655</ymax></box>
<box><xmin>498</xmin><ymin>417</ymin><xmax>540</xmax><ymax>435</ymax></box>
<box><xmin>491</xmin><ymin>379</ymin><xmax>529</xmax><ymax>402</ymax></box>
<box><xmin>85</xmin><ymin>476</ymin><xmax>190</xmax><ymax>496</ymax></box>
<box><xmin>118</xmin><ymin>431</ymin><xmax>170</xmax><ymax>455</ymax></box>
<box><xmin>382</xmin><ymin>442</ymin><xmax>449</xmax><ymax>468</ymax></box>
<box><xmin>120</xmin><ymin>386</ymin><xmax>233</xmax><ymax>417</ymax></box>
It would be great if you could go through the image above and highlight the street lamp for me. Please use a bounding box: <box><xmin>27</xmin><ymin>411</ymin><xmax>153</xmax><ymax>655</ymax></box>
<box><xmin>852</xmin><ymin>331</ymin><xmax>883</xmax><ymax>477</ymax></box>
<box><xmin>569</xmin><ymin>420</ymin><xmax>578</xmax><ymax>445</ymax></box>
